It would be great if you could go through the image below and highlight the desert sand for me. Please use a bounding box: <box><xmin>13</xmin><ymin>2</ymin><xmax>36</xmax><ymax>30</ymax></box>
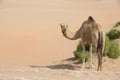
<box><xmin>0</xmin><ymin>0</ymin><xmax>120</xmax><ymax>80</ymax></box>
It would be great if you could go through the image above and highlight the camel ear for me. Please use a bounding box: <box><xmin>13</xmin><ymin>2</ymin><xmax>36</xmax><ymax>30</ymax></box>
<box><xmin>60</xmin><ymin>24</ymin><xmax>62</xmax><ymax>27</ymax></box>
<box><xmin>66</xmin><ymin>24</ymin><xmax>68</xmax><ymax>27</ymax></box>
<box><xmin>60</xmin><ymin>24</ymin><xmax>64</xmax><ymax>29</ymax></box>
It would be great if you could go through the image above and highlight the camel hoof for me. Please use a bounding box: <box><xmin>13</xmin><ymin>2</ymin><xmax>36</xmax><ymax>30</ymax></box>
<box><xmin>80</xmin><ymin>68</ymin><xmax>84</xmax><ymax>72</ymax></box>
<box><xmin>80</xmin><ymin>67</ymin><xmax>84</xmax><ymax>72</ymax></box>
<box><xmin>89</xmin><ymin>64</ymin><xmax>94</xmax><ymax>69</ymax></box>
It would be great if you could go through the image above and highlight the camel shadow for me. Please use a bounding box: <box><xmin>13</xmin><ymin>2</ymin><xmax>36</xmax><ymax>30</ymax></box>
<box><xmin>30</xmin><ymin>64</ymin><xmax>75</xmax><ymax>70</ymax></box>
<box><xmin>29</xmin><ymin>57</ymin><xmax>82</xmax><ymax>70</ymax></box>
<box><xmin>65</xmin><ymin>57</ymin><xmax>83</xmax><ymax>64</ymax></box>
<box><xmin>65</xmin><ymin>57</ymin><xmax>78</xmax><ymax>61</ymax></box>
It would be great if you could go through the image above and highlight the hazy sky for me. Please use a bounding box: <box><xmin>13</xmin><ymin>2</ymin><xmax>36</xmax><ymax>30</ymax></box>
<box><xmin>0</xmin><ymin>0</ymin><xmax>120</xmax><ymax>29</ymax></box>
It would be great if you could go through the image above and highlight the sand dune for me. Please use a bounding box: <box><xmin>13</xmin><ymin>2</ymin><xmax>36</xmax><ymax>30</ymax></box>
<box><xmin>0</xmin><ymin>0</ymin><xmax>120</xmax><ymax>80</ymax></box>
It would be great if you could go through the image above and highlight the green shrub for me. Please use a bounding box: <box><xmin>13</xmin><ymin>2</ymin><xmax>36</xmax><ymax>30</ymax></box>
<box><xmin>74</xmin><ymin>42</ymin><xmax>90</xmax><ymax>62</ymax></box>
<box><xmin>74</xmin><ymin>51</ymin><xmax>90</xmax><ymax>62</ymax></box>
<box><xmin>103</xmin><ymin>36</ymin><xmax>110</xmax><ymax>56</ymax></box>
<box><xmin>114</xmin><ymin>21</ymin><xmax>120</xmax><ymax>27</ymax></box>
<box><xmin>107</xmin><ymin>29</ymin><xmax>120</xmax><ymax>40</ymax></box>
<box><xmin>107</xmin><ymin>40</ymin><xmax>120</xmax><ymax>59</ymax></box>
<box><xmin>76</xmin><ymin>42</ymin><xmax>89</xmax><ymax>51</ymax></box>
<box><xmin>76</xmin><ymin>42</ymin><xmax>83</xmax><ymax>51</ymax></box>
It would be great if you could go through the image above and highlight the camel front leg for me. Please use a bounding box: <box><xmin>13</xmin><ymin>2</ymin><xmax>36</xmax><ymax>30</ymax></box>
<box><xmin>90</xmin><ymin>44</ymin><xmax>94</xmax><ymax>69</ymax></box>
<box><xmin>81</xmin><ymin>42</ymin><xmax>86</xmax><ymax>71</ymax></box>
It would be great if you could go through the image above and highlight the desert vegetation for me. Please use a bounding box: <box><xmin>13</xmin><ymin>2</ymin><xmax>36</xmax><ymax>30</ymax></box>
<box><xmin>105</xmin><ymin>28</ymin><xmax>120</xmax><ymax>58</ymax></box>
<box><xmin>107</xmin><ymin>29</ymin><xmax>120</xmax><ymax>40</ymax></box>
<box><xmin>107</xmin><ymin>40</ymin><xmax>120</xmax><ymax>59</ymax></box>
<box><xmin>74</xmin><ymin>42</ymin><xmax>90</xmax><ymax>62</ymax></box>
<box><xmin>114</xmin><ymin>21</ymin><xmax>120</xmax><ymax>27</ymax></box>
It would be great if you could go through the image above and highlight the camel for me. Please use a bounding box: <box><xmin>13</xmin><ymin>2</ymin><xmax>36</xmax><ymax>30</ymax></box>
<box><xmin>60</xmin><ymin>16</ymin><xmax>105</xmax><ymax>71</ymax></box>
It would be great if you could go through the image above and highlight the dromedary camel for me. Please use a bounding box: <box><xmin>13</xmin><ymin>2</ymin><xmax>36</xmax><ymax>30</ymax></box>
<box><xmin>60</xmin><ymin>16</ymin><xmax>105</xmax><ymax>71</ymax></box>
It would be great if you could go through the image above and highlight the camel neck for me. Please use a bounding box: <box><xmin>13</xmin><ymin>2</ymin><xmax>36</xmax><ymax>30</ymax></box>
<box><xmin>62</xmin><ymin>28</ymin><xmax>81</xmax><ymax>40</ymax></box>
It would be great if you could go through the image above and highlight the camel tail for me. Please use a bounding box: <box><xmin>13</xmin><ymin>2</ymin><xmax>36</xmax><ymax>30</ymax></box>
<box><xmin>97</xmin><ymin>31</ymin><xmax>103</xmax><ymax>55</ymax></box>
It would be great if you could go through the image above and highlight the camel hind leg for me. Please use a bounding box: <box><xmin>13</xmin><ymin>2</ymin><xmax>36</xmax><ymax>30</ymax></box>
<box><xmin>100</xmin><ymin>48</ymin><xmax>103</xmax><ymax>71</ymax></box>
<box><xmin>97</xmin><ymin>31</ymin><xmax>104</xmax><ymax>71</ymax></box>
<box><xmin>97</xmin><ymin>50</ymin><xmax>102</xmax><ymax>71</ymax></box>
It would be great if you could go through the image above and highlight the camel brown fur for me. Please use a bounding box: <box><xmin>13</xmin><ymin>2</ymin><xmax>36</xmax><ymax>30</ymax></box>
<box><xmin>60</xmin><ymin>16</ymin><xmax>105</xmax><ymax>71</ymax></box>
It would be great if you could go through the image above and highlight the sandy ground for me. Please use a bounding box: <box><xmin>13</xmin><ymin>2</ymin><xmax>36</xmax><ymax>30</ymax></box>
<box><xmin>0</xmin><ymin>56</ymin><xmax>120</xmax><ymax>80</ymax></box>
<box><xmin>1</xmin><ymin>67</ymin><xmax>120</xmax><ymax>80</ymax></box>
<box><xmin>0</xmin><ymin>0</ymin><xmax>120</xmax><ymax>80</ymax></box>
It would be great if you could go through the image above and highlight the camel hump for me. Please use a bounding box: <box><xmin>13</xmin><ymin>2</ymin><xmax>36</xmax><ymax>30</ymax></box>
<box><xmin>88</xmin><ymin>16</ymin><xmax>95</xmax><ymax>22</ymax></box>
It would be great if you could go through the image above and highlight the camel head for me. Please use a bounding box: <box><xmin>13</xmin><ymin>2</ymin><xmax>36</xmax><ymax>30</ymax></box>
<box><xmin>60</xmin><ymin>24</ymin><xmax>68</xmax><ymax>32</ymax></box>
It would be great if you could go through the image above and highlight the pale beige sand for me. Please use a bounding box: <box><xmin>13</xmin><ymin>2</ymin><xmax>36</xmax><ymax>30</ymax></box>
<box><xmin>0</xmin><ymin>56</ymin><xmax>120</xmax><ymax>80</ymax></box>
<box><xmin>0</xmin><ymin>0</ymin><xmax>120</xmax><ymax>79</ymax></box>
